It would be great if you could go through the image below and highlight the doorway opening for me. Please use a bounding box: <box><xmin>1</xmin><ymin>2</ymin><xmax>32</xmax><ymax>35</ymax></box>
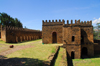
<box><xmin>52</xmin><ymin>32</ymin><xmax>57</xmax><ymax>43</ymax></box>
<box><xmin>71</xmin><ymin>51</ymin><xmax>74</xmax><ymax>59</ymax></box>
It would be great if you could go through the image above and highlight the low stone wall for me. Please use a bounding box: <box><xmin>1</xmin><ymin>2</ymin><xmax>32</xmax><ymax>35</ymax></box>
<box><xmin>44</xmin><ymin>46</ymin><xmax>60</xmax><ymax>66</ymax></box>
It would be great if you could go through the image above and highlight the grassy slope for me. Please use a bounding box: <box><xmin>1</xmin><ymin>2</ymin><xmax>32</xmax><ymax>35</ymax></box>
<box><xmin>0</xmin><ymin>39</ymin><xmax>42</xmax><ymax>52</ymax></box>
<box><xmin>73</xmin><ymin>57</ymin><xmax>100</xmax><ymax>66</ymax></box>
<box><xmin>0</xmin><ymin>39</ymin><xmax>42</xmax><ymax>45</ymax></box>
<box><xmin>54</xmin><ymin>47</ymin><xmax>67</xmax><ymax>66</ymax></box>
<box><xmin>2</xmin><ymin>39</ymin><xmax>63</xmax><ymax>65</ymax></box>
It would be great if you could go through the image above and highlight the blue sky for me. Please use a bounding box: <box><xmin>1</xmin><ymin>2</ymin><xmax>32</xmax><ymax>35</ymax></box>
<box><xmin>0</xmin><ymin>0</ymin><xmax>100</xmax><ymax>30</ymax></box>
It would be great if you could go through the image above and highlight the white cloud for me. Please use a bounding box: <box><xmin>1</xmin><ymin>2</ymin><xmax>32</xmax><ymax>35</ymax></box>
<box><xmin>93</xmin><ymin>18</ymin><xmax>100</xmax><ymax>24</ymax></box>
<box><xmin>93</xmin><ymin>17</ymin><xmax>96</xmax><ymax>19</ymax></box>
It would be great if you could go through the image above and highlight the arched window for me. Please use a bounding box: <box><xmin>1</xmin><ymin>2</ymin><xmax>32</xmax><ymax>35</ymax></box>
<box><xmin>72</xmin><ymin>36</ymin><xmax>75</xmax><ymax>42</ymax></box>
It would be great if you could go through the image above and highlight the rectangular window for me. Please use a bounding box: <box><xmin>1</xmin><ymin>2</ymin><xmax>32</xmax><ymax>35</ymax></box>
<box><xmin>72</xmin><ymin>36</ymin><xmax>75</xmax><ymax>42</ymax></box>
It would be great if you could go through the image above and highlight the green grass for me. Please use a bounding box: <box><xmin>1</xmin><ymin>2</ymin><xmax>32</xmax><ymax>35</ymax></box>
<box><xmin>73</xmin><ymin>56</ymin><xmax>100</xmax><ymax>66</ymax></box>
<box><xmin>0</xmin><ymin>38</ymin><xmax>42</xmax><ymax>45</ymax></box>
<box><xmin>2</xmin><ymin>39</ymin><xmax>63</xmax><ymax>65</ymax></box>
<box><xmin>54</xmin><ymin>47</ymin><xmax>67</xmax><ymax>66</ymax></box>
<box><xmin>51</xmin><ymin>47</ymin><xmax>56</xmax><ymax>53</ymax></box>
<box><xmin>6</xmin><ymin>44</ymin><xmax>60</xmax><ymax>60</ymax></box>
<box><xmin>0</xmin><ymin>39</ymin><xmax>43</xmax><ymax>53</ymax></box>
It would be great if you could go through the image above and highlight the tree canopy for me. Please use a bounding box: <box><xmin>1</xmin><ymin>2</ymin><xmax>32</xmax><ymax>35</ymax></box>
<box><xmin>93</xmin><ymin>23</ymin><xmax>100</xmax><ymax>39</ymax></box>
<box><xmin>0</xmin><ymin>12</ymin><xmax>23</xmax><ymax>28</ymax></box>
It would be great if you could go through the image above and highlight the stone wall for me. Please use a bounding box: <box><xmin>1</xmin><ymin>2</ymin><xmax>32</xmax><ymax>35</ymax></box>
<box><xmin>81</xmin><ymin>27</ymin><xmax>94</xmax><ymax>43</ymax></box>
<box><xmin>81</xmin><ymin>44</ymin><xmax>94</xmax><ymax>56</ymax></box>
<box><xmin>81</xmin><ymin>26</ymin><xmax>94</xmax><ymax>57</ymax></box>
<box><xmin>42</xmin><ymin>19</ymin><xmax>94</xmax><ymax>59</ymax></box>
<box><xmin>63</xmin><ymin>26</ymin><xmax>81</xmax><ymax>44</ymax></box>
<box><xmin>66</xmin><ymin>44</ymin><xmax>81</xmax><ymax>59</ymax></box>
<box><xmin>1</xmin><ymin>26</ymin><xmax>42</xmax><ymax>43</ymax></box>
<box><xmin>42</xmin><ymin>20</ymin><xmax>64</xmax><ymax>44</ymax></box>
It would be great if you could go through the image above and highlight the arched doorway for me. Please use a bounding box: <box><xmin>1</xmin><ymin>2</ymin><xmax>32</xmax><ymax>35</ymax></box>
<box><xmin>81</xmin><ymin>47</ymin><xmax>88</xmax><ymax>56</ymax></box>
<box><xmin>71</xmin><ymin>51</ymin><xmax>74</xmax><ymax>59</ymax></box>
<box><xmin>52</xmin><ymin>32</ymin><xmax>57</xmax><ymax>43</ymax></box>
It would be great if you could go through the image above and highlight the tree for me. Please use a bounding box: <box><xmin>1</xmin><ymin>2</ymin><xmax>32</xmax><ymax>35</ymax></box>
<box><xmin>24</xmin><ymin>26</ymin><xmax>27</xmax><ymax>29</ymax></box>
<box><xmin>93</xmin><ymin>27</ymin><xmax>98</xmax><ymax>39</ymax></box>
<box><xmin>0</xmin><ymin>12</ymin><xmax>23</xmax><ymax>28</ymax></box>
<box><xmin>93</xmin><ymin>22</ymin><xmax>100</xmax><ymax>39</ymax></box>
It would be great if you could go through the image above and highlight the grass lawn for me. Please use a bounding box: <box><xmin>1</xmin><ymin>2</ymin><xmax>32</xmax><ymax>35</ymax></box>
<box><xmin>0</xmin><ymin>39</ymin><xmax>63</xmax><ymax>66</ymax></box>
<box><xmin>54</xmin><ymin>47</ymin><xmax>67</xmax><ymax>66</ymax></box>
<box><xmin>0</xmin><ymin>38</ymin><xmax>42</xmax><ymax>45</ymax></box>
<box><xmin>73</xmin><ymin>55</ymin><xmax>100</xmax><ymax>66</ymax></box>
<box><xmin>0</xmin><ymin>39</ymin><xmax>43</xmax><ymax>53</ymax></box>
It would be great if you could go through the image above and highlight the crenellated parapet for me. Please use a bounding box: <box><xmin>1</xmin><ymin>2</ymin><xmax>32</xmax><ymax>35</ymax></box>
<box><xmin>42</xmin><ymin>19</ymin><xmax>92</xmax><ymax>26</ymax></box>
<box><xmin>42</xmin><ymin>19</ymin><xmax>65</xmax><ymax>26</ymax></box>
<box><xmin>1</xmin><ymin>25</ymin><xmax>41</xmax><ymax>32</ymax></box>
<box><xmin>64</xmin><ymin>19</ymin><xmax>92</xmax><ymax>26</ymax></box>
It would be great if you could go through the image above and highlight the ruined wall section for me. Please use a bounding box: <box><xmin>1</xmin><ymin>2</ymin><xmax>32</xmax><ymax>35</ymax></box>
<box><xmin>1</xmin><ymin>26</ymin><xmax>42</xmax><ymax>43</ymax></box>
<box><xmin>63</xmin><ymin>19</ymin><xmax>93</xmax><ymax>44</ymax></box>
<box><xmin>63</xmin><ymin>20</ymin><xmax>81</xmax><ymax>59</ymax></box>
<box><xmin>81</xmin><ymin>26</ymin><xmax>94</xmax><ymax>56</ymax></box>
<box><xmin>1</xmin><ymin>26</ymin><xmax>6</xmax><ymax>42</ymax></box>
<box><xmin>66</xmin><ymin>44</ymin><xmax>81</xmax><ymax>59</ymax></box>
<box><xmin>42</xmin><ymin>20</ymin><xmax>64</xmax><ymax>44</ymax></box>
<box><xmin>63</xmin><ymin>20</ymin><xmax>93</xmax><ymax>58</ymax></box>
<box><xmin>80</xmin><ymin>21</ymin><xmax>94</xmax><ymax>56</ymax></box>
<box><xmin>63</xmin><ymin>26</ymin><xmax>81</xmax><ymax>44</ymax></box>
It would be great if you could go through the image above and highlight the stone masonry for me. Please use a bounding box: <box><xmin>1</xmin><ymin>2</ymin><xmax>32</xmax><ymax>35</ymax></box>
<box><xmin>42</xmin><ymin>19</ymin><xmax>94</xmax><ymax>59</ymax></box>
<box><xmin>1</xmin><ymin>25</ymin><xmax>42</xmax><ymax>43</ymax></box>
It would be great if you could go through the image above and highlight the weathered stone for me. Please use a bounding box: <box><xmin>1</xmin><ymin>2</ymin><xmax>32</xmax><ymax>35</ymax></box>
<box><xmin>42</xmin><ymin>20</ymin><xmax>94</xmax><ymax>59</ymax></box>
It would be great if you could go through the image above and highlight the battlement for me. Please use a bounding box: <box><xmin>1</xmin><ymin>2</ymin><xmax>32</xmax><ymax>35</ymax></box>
<box><xmin>64</xmin><ymin>20</ymin><xmax>92</xmax><ymax>25</ymax></box>
<box><xmin>1</xmin><ymin>25</ymin><xmax>41</xmax><ymax>32</ymax></box>
<box><xmin>42</xmin><ymin>19</ymin><xmax>92</xmax><ymax>26</ymax></box>
<box><xmin>42</xmin><ymin>19</ymin><xmax>65</xmax><ymax>26</ymax></box>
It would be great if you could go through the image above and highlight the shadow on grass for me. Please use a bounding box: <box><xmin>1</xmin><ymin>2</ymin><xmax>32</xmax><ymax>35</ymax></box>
<box><xmin>51</xmin><ymin>46</ymin><xmax>60</xmax><ymax>66</ymax></box>
<box><xmin>66</xmin><ymin>53</ymin><xmax>100</xmax><ymax>66</ymax></box>
<box><xmin>67</xmin><ymin>52</ymin><xmax>73</xmax><ymax>66</ymax></box>
<box><xmin>0</xmin><ymin>55</ymin><xmax>49</xmax><ymax>66</ymax></box>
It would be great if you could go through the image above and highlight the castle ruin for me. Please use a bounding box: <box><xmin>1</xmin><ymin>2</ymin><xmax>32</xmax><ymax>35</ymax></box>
<box><xmin>42</xmin><ymin>19</ymin><xmax>94</xmax><ymax>59</ymax></box>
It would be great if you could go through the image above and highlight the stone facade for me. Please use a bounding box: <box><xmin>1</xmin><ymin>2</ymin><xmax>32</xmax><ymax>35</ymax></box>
<box><xmin>42</xmin><ymin>19</ymin><xmax>94</xmax><ymax>59</ymax></box>
<box><xmin>1</xmin><ymin>25</ymin><xmax>42</xmax><ymax>43</ymax></box>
